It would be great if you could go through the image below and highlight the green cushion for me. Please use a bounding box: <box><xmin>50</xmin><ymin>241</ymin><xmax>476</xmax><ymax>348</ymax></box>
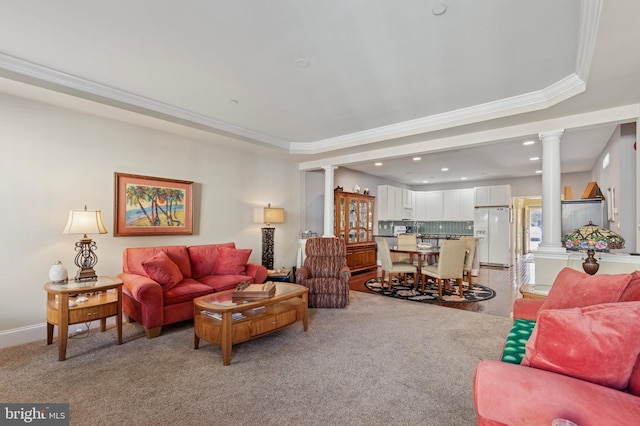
<box><xmin>501</xmin><ymin>319</ymin><xmax>536</xmax><ymax>364</ymax></box>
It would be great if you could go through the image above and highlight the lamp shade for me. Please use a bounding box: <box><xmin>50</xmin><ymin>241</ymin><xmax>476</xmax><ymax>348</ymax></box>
<box><xmin>562</xmin><ymin>221</ymin><xmax>624</xmax><ymax>251</ymax></box>
<box><xmin>263</xmin><ymin>207</ymin><xmax>285</xmax><ymax>225</ymax></box>
<box><xmin>63</xmin><ymin>207</ymin><xmax>108</xmax><ymax>235</ymax></box>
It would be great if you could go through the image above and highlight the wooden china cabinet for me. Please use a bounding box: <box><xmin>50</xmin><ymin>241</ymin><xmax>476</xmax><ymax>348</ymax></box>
<box><xmin>334</xmin><ymin>191</ymin><xmax>376</xmax><ymax>273</ymax></box>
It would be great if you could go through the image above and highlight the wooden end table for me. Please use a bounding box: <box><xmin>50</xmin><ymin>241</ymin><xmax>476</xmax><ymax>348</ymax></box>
<box><xmin>193</xmin><ymin>282</ymin><xmax>308</xmax><ymax>365</ymax></box>
<box><xmin>44</xmin><ymin>276</ymin><xmax>123</xmax><ymax>361</ymax></box>
<box><xmin>267</xmin><ymin>268</ymin><xmax>292</xmax><ymax>282</ymax></box>
<box><xmin>519</xmin><ymin>284</ymin><xmax>550</xmax><ymax>299</ymax></box>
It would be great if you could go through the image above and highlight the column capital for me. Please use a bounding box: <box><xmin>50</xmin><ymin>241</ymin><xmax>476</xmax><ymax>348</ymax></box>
<box><xmin>322</xmin><ymin>165</ymin><xmax>338</xmax><ymax>172</ymax></box>
<box><xmin>538</xmin><ymin>129</ymin><xmax>565</xmax><ymax>141</ymax></box>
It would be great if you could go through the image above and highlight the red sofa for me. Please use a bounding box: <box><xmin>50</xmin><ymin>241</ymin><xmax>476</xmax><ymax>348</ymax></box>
<box><xmin>118</xmin><ymin>243</ymin><xmax>267</xmax><ymax>338</ymax></box>
<box><xmin>474</xmin><ymin>268</ymin><xmax>640</xmax><ymax>425</ymax></box>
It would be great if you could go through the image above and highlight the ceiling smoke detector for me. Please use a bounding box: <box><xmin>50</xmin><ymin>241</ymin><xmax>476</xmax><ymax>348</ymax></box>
<box><xmin>432</xmin><ymin>4</ymin><xmax>447</xmax><ymax>16</ymax></box>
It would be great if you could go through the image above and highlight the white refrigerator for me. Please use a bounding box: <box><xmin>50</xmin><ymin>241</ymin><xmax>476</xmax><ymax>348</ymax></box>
<box><xmin>474</xmin><ymin>207</ymin><xmax>511</xmax><ymax>267</ymax></box>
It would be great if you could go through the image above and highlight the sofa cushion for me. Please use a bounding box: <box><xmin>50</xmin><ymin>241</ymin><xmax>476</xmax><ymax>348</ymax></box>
<box><xmin>215</xmin><ymin>247</ymin><xmax>251</xmax><ymax>275</ymax></box>
<box><xmin>538</xmin><ymin>267</ymin><xmax>632</xmax><ymax>316</ymax></box>
<box><xmin>141</xmin><ymin>251</ymin><xmax>184</xmax><ymax>291</ymax></box>
<box><xmin>198</xmin><ymin>274</ymin><xmax>253</xmax><ymax>292</ymax></box>
<box><xmin>501</xmin><ymin>319</ymin><xmax>536</xmax><ymax>364</ymax></box>
<box><xmin>188</xmin><ymin>243</ymin><xmax>236</xmax><ymax>279</ymax></box>
<box><xmin>163</xmin><ymin>278</ymin><xmax>214</xmax><ymax>305</ymax></box>
<box><xmin>123</xmin><ymin>245</ymin><xmax>192</xmax><ymax>278</ymax></box>
<box><xmin>619</xmin><ymin>271</ymin><xmax>640</xmax><ymax>302</ymax></box>
<box><xmin>522</xmin><ymin>301</ymin><xmax>640</xmax><ymax>390</ymax></box>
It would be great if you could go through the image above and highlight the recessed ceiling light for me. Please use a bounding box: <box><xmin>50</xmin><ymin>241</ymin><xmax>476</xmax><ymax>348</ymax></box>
<box><xmin>535</xmin><ymin>170</ymin><xmax>543</xmax><ymax>174</ymax></box>
<box><xmin>432</xmin><ymin>4</ymin><xmax>447</xmax><ymax>15</ymax></box>
<box><xmin>441</xmin><ymin>167</ymin><xmax>449</xmax><ymax>172</ymax></box>
<box><xmin>523</xmin><ymin>140</ymin><xmax>535</xmax><ymax>146</ymax></box>
<box><xmin>529</xmin><ymin>157</ymin><xmax>540</xmax><ymax>161</ymax></box>
<box><xmin>413</xmin><ymin>157</ymin><xmax>421</xmax><ymax>161</ymax></box>
<box><xmin>295</xmin><ymin>59</ymin><xmax>310</xmax><ymax>68</ymax></box>
<box><xmin>460</xmin><ymin>177</ymin><xmax>467</xmax><ymax>180</ymax></box>
<box><xmin>422</xmin><ymin>180</ymin><xmax>429</xmax><ymax>183</ymax></box>
<box><xmin>374</xmin><ymin>162</ymin><xmax>383</xmax><ymax>166</ymax></box>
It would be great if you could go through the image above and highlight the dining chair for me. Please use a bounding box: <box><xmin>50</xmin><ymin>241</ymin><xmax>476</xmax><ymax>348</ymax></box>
<box><xmin>395</xmin><ymin>234</ymin><xmax>417</xmax><ymax>263</ymax></box>
<box><xmin>376</xmin><ymin>237</ymin><xmax>417</xmax><ymax>290</ymax></box>
<box><xmin>420</xmin><ymin>239</ymin><xmax>467</xmax><ymax>299</ymax></box>
<box><xmin>459</xmin><ymin>236</ymin><xmax>477</xmax><ymax>288</ymax></box>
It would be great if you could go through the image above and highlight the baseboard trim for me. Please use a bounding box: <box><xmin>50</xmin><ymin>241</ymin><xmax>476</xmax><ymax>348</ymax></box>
<box><xmin>0</xmin><ymin>323</ymin><xmax>48</xmax><ymax>349</ymax></box>
<box><xmin>0</xmin><ymin>317</ymin><xmax>119</xmax><ymax>349</ymax></box>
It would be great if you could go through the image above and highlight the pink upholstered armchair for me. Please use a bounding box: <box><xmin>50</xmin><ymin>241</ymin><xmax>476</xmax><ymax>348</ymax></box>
<box><xmin>295</xmin><ymin>237</ymin><xmax>350</xmax><ymax>308</ymax></box>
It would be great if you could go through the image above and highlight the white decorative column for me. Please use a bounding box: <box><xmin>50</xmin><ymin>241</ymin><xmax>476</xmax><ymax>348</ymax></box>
<box><xmin>322</xmin><ymin>165</ymin><xmax>338</xmax><ymax>237</ymax></box>
<box><xmin>537</xmin><ymin>129</ymin><xmax>566</xmax><ymax>253</ymax></box>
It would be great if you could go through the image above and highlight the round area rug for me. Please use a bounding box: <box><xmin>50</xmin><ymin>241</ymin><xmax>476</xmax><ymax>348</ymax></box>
<box><xmin>364</xmin><ymin>276</ymin><xmax>496</xmax><ymax>304</ymax></box>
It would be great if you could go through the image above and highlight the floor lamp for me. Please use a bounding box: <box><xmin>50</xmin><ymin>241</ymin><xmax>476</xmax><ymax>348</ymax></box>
<box><xmin>254</xmin><ymin>204</ymin><xmax>285</xmax><ymax>270</ymax></box>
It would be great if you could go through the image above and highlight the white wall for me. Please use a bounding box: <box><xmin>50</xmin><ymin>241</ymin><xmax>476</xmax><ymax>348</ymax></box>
<box><xmin>592</xmin><ymin>123</ymin><xmax>637</xmax><ymax>250</ymax></box>
<box><xmin>0</xmin><ymin>93</ymin><xmax>301</xmax><ymax>346</ymax></box>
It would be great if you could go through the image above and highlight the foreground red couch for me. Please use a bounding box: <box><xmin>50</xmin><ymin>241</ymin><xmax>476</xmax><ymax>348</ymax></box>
<box><xmin>118</xmin><ymin>243</ymin><xmax>267</xmax><ymax>338</ymax></box>
<box><xmin>474</xmin><ymin>268</ymin><xmax>640</xmax><ymax>425</ymax></box>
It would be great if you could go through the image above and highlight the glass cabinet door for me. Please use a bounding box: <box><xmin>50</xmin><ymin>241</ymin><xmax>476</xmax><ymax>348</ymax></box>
<box><xmin>348</xmin><ymin>199</ymin><xmax>357</xmax><ymax>243</ymax></box>
<box><xmin>358</xmin><ymin>200</ymin><xmax>367</xmax><ymax>242</ymax></box>
<box><xmin>338</xmin><ymin>197</ymin><xmax>346</xmax><ymax>240</ymax></box>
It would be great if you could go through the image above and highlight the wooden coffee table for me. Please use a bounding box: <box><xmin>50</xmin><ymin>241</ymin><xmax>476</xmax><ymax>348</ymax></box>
<box><xmin>193</xmin><ymin>282</ymin><xmax>308</xmax><ymax>365</ymax></box>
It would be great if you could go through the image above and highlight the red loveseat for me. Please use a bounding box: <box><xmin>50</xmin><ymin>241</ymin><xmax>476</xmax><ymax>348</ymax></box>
<box><xmin>474</xmin><ymin>268</ymin><xmax>640</xmax><ymax>425</ymax></box>
<box><xmin>118</xmin><ymin>243</ymin><xmax>267</xmax><ymax>338</ymax></box>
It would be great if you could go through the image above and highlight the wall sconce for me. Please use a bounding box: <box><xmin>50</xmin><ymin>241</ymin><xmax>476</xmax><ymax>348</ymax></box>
<box><xmin>63</xmin><ymin>205</ymin><xmax>108</xmax><ymax>281</ymax></box>
<box><xmin>253</xmin><ymin>204</ymin><xmax>285</xmax><ymax>269</ymax></box>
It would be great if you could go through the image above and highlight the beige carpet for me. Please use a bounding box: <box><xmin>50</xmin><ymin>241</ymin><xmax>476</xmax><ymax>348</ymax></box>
<box><xmin>0</xmin><ymin>291</ymin><xmax>511</xmax><ymax>425</ymax></box>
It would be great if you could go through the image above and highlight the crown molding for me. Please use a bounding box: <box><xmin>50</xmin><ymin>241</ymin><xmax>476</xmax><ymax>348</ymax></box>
<box><xmin>0</xmin><ymin>1</ymin><xmax>602</xmax><ymax>157</ymax></box>
<box><xmin>289</xmin><ymin>74</ymin><xmax>586</xmax><ymax>155</ymax></box>
<box><xmin>0</xmin><ymin>52</ymin><xmax>290</xmax><ymax>150</ymax></box>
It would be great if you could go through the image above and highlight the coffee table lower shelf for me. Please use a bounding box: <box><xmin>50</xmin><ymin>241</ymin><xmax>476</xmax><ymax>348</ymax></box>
<box><xmin>193</xmin><ymin>285</ymin><xmax>308</xmax><ymax>365</ymax></box>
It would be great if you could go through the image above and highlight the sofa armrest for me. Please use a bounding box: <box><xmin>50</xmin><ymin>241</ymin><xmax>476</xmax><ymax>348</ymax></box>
<box><xmin>513</xmin><ymin>298</ymin><xmax>543</xmax><ymax>321</ymax></box>
<box><xmin>339</xmin><ymin>266</ymin><xmax>351</xmax><ymax>283</ymax></box>
<box><xmin>295</xmin><ymin>266</ymin><xmax>311</xmax><ymax>283</ymax></box>
<box><xmin>474</xmin><ymin>360</ymin><xmax>640</xmax><ymax>425</ymax></box>
<box><xmin>118</xmin><ymin>273</ymin><xmax>163</xmax><ymax>303</ymax></box>
<box><xmin>245</xmin><ymin>263</ymin><xmax>268</xmax><ymax>284</ymax></box>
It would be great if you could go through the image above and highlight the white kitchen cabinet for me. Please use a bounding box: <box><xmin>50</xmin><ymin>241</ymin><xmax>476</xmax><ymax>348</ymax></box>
<box><xmin>443</xmin><ymin>190</ymin><xmax>460</xmax><ymax>219</ymax></box>
<box><xmin>414</xmin><ymin>191</ymin><xmax>427</xmax><ymax>220</ymax></box>
<box><xmin>377</xmin><ymin>185</ymin><xmax>403</xmax><ymax>220</ymax></box>
<box><xmin>402</xmin><ymin>189</ymin><xmax>414</xmax><ymax>209</ymax></box>
<box><xmin>459</xmin><ymin>188</ymin><xmax>475</xmax><ymax>220</ymax></box>
<box><xmin>442</xmin><ymin>188</ymin><xmax>475</xmax><ymax>220</ymax></box>
<box><xmin>424</xmin><ymin>191</ymin><xmax>444</xmax><ymax>220</ymax></box>
<box><xmin>474</xmin><ymin>185</ymin><xmax>512</xmax><ymax>207</ymax></box>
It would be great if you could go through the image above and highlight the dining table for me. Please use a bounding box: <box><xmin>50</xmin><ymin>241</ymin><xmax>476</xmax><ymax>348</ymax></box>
<box><xmin>390</xmin><ymin>244</ymin><xmax>440</xmax><ymax>291</ymax></box>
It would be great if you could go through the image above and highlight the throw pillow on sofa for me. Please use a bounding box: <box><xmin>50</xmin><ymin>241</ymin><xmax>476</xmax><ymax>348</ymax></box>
<box><xmin>522</xmin><ymin>301</ymin><xmax>640</xmax><ymax>390</ymax></box>
<box><xmin>215</xmin><ymin>247</ymin><xmax>252</xmax><ymax>275</ymax></box>
<box><xmin>141</xmin><ymin>251</ymin><xmax>184</xmax><ymax>291</ymax></box>
<box><xmin>538</xmin><ymin>267</ymin><xmax>632</xmax><ymax>316</ymax></box>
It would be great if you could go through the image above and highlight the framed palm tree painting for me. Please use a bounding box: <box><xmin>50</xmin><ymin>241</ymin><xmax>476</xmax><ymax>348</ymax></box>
<box><xmin>114</xmin><ymin>172</ymin><xmax>193</xmax><ymax>236</ymax></box>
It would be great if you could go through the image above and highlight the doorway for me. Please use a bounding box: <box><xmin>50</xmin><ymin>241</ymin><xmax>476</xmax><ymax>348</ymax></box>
<box><xmin>524</xmin><ymin>205</ymin><xmax>542</xmax><ymax>253</ymax></box>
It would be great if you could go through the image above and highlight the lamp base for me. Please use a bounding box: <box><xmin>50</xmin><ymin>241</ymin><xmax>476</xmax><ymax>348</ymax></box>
<box><xmin>75</xmin><ymin>267</ymin><xmax>98</xmax><ymax>282</ymax></box>
<box><xmin>261</xmin><ymin>227</ymin><xmax>276</xmax><ymax>270</ymax></box>
<box><xmin>582</xmin><ymin>249</ymin><xmax>600</xmax><ymax>275</ymax></box>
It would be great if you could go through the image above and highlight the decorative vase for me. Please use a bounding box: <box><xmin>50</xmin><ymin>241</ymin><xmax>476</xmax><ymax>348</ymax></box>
<box><xmin>49</xmin><ymin>261</ymin><xmax>68</xmax><ymax>284</ymax></box>
<box><xmin>353</xmin><ymin>184</ymin><xmax>360</xmax><ymax>193</ymax></box>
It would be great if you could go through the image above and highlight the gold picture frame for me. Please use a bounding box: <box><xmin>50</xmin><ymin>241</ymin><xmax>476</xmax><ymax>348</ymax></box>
<box><xmin>114</xmin><ymin>172</ymin><xmax>193</xmax><ymax>236</ymax></box>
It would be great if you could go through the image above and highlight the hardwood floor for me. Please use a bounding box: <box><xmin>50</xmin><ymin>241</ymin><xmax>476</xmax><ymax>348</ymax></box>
<box><xmin>348</xmin><ymin>254</ymin><xmax>536</xmax><ymax>319</ymax></box>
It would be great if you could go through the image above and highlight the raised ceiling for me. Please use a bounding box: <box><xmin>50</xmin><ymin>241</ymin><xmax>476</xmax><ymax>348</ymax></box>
<box><xmin>0</xmin><ymin>0</ymin><xmax>638</xmax><ymax>185</ymax></box>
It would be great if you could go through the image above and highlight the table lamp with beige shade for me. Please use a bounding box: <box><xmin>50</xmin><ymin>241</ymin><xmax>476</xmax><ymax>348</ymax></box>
<box><xmin>63</xmin><ymin>205</ymin><xmax>108</xmax><ymax>281</ymax></box>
